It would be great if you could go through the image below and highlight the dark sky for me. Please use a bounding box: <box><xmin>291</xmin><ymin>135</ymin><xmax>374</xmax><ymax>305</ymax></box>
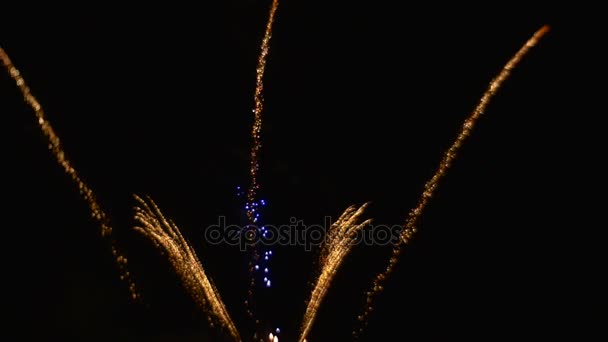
<box><xmin>2</xmin><ymin>2</ymin><xmax>603</xmax><ymax>341</ymax></box>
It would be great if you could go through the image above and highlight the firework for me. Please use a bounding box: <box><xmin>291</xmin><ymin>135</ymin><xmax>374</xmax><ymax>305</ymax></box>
<box><xmin>133</xmin><ymin>195</ymin><xmax>241</xmax><ymax>340</ymax></box>
<box><xmin>244</xmin><ymin>0</ymin><xmax>280</xmax><ymax>332</ymax></box>
<box><xmin>352</xmin><ymin>25</ymin><xmax>551</xmax><ymax>339</ymax></box>
<box><xmin>299</xmin><ymin>203</ymin><xmax>372</xmax><ymax>342</ymax></box>
<box><xmin>1</xmin><ymin>18</ymin><xmax>550</xmax><ymax>341</ymax></box>
<box><xmin>0</xmin><ymin>47</ymin><xmax>140</xmax><ymax>300</ymax></box>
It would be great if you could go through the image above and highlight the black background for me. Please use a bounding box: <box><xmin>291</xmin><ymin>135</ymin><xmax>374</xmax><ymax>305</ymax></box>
<box><xmin>2</xmin><ymin>1</ymin><xmax>603</xmax><ymax>341</ymax></box>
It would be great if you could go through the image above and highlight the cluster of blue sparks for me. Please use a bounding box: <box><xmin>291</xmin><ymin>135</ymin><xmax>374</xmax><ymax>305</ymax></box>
<box><xmin>236</xmin><ymin>186</ymin><xmax>273</xmax><ymax>288</ymax></box>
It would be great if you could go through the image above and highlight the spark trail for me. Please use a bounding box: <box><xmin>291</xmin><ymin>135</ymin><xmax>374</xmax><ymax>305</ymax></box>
<box><xmin>247</xmin><ymin>0</ymin><xmax>279</xmax><ymax>219</ymax></box>
<box><xmin>352</xmin><ymin>25</ymin><xmax>551</xmax><ymax>338</ymax></box>
<box><xmin>133</xmin><ymin>195</ymin><xmax>241</xmax><ymax>341</ymax></box>
<box><xmin>299</xmin><ymin>203</ymin><xmax>372</xmax><ymax>342</ymax></box>
<box><xmin>0</xmin><ymin>47</ymin><xmax>140</xmax><ymax>300</ymax></box>
<box><xmin>244</xmin><ymin>0</ymin><xmax>280</xmax><ymax>330</ymax></box>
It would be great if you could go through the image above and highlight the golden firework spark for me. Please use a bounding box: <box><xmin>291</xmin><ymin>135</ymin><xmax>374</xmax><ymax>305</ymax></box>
<box><xmin>133</xmin><ymin>195</ymin><xmax>241</xmax><ymax>341</ymax></box>
<box><xmin>247</xmin><ymin>0</ymin><xmax>279</xmax><ymax>218</ymax></box>
<box><xmin>245</xmin><ymin>0</ymin><xmax>280</xmax><ymax>328</ymax></box>
<box><xmin>0</xmin><ymin>47</ymin><xmax>140</xmax><ymax>300</ymax></box>
<box><xmin>299</xmin><ymin>203</ymin><xmax>372</xmax><ymax>342</ymax></box>
<box><xmin>352</xmin><ymin>25</ymin><xmax>551</xmax><ymax>339</ymax></box>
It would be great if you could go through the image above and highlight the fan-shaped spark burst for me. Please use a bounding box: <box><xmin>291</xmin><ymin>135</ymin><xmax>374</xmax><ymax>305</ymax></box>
<box><xmin>352</xmin><ymin>25</ymin><xmax>551</xmax><ymax>338</ymax></box>
<box><xmin>299</xmin><ymin>203</ymin><xmax>372</xmax><ymax>342</ymax></box>
<box><xmin>133</xmin><ymin>195</ymin><xmax>241</xmax><ymax>341</ymax></box>
<box><xmin>0</xmin><ymin>47</ymin><xmax>140</xmax><ymax>300</ymax></box>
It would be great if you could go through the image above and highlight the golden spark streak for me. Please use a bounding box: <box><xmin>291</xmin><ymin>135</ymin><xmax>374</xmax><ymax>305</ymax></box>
<box><xmin>245</xmin><ymin>0</ymin><xmax>280</xmax><ymax>329</ymax></box>
<box><xmin>133</xmin><ymin>195</ymin><xmax>241</xmax><ymax>341</ymax></box>
<box><xmin>247</xmin><ymin>0</ymin><xmax>279</xmax><ymax>218</ymax></box>
<box><xmin>0</xmin><ymin>47</ymin><xmax>140</xmax><ymax>300</ymax></box>
<box><xmin>353</xmin><ymin>25</ymin><xmax>550</xmax><ymax>338</ymax></box>
<box><xmin>299</xmin><ymin>203</ymin><xmax>372</xmax><ymax>342</ymax></box>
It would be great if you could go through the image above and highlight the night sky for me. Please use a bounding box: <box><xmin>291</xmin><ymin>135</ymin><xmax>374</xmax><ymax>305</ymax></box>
<box><xmin>2</xmin><ymin>2</ymin><xmax>603</xmax><ymax>341</ymax></box>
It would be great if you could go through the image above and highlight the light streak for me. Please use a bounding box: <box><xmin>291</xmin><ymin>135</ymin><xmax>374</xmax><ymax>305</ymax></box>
<box><xmin>299</xmin><ymin>203</ymin><xmax>372</xmax><ymax>341</ymax></box>
<box><xmin>0</xmin><ymin>47</ymin><xmax>140</xmax><ymax>300</ymax></box>
<box><xmin>352</xmin><ymin>25</ymin><xmax>551</xmax><ymax>339</ymax></box>
<box><xmin>133</xmin><ymin>195</ymin><xmax>241</xmax><ymax>341</ymax></box>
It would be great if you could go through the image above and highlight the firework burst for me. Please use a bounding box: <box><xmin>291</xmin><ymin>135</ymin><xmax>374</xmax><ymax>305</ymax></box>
<box><xmin>1</xmin><ymin>12</ymin><xmax>549</xmax><ymax>341</ymax></box>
